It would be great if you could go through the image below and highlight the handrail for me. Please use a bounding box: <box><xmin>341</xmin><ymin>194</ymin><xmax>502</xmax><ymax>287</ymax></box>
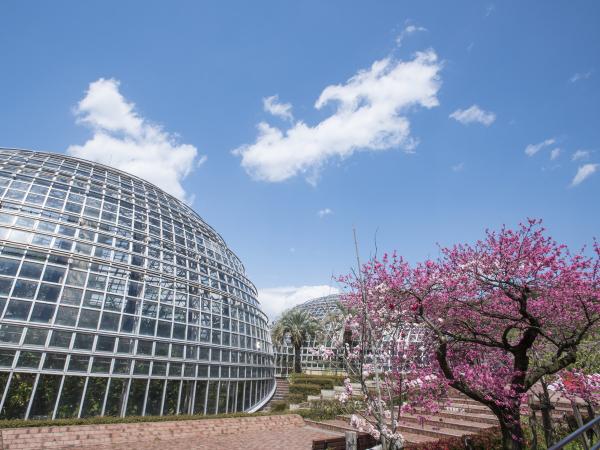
<box><xmin>548</xmin><ymin>415</ymin><xmax>600</xmax><ymax>450</ymax></box>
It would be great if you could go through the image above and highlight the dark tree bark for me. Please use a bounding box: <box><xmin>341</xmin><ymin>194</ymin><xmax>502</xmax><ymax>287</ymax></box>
<box><xmin>294</xmin><ymin>344</ymin><xmax>302</xmax><ymax>373</ymax></box>
<box><xmin>538</xmin><ymin>381</ymin><xmax>555</xmax><ymax>447</ymax></box>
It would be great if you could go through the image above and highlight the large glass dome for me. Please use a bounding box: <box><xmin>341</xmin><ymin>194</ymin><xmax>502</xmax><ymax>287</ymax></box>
<box><xmin>0</xmin><ymin>148</ymin><xmax>275</xmax><ymax>420</ymax></box>
<box><xmin>293</xmin><ymin>294</ymin><xmax>341</xmax><ymax>321</ymax></box>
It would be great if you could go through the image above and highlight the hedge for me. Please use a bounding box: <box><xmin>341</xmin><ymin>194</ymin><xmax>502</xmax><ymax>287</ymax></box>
<box><xmin>269</xmin><ymin>400</ymin><xmax>289</xmax><ymax>412</ymax></box>
<box><xmin>287</xmin><ymin>393</ymin><xmax>307</xmax><ymax>404</ymax></box>
<box><xmin>288</xmin><ymin>382</ymin><xmax>323</xmax><ymax>398</ymax></box>
<box><xmin>0</xmin><ymin>410</ymin><xmax>293</xmax><ymax>430</ymax></box>
<box><xmin>289</xmin><ymin>374</ymin><xmax>345</xmax><ymax>389</ymax></box>
<box><xmin>296</xmin><ymin>399</ymin><xmax>363</xmax><ymax>421</ymax></box>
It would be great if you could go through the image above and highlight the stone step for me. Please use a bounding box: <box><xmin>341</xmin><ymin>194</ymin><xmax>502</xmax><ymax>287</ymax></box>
<box><xmin>399</xmin><ymin>413</ymin><xmax>494</xmax><ymax>434</ymax></box>
<box><xmin>320</xmin><ymin>389</ymin><xmax>336</xmax><ymax>399</ymax></box>
<box><xmin>428</xmin><ymin>410</ymin><xmax>498</xmax><ymax>425</ymax></box>
<box><xmin>395</xmin><ymin>421</ymin><xmax>471</xmax><ymax>440</ymax></box>
<box><xmin>314</xmin><ymin>419</ymin><xmax>437</xmax><ymax>445</ymax></box>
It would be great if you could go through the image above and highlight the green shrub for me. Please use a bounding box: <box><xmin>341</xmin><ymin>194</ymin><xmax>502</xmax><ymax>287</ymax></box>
<box><xmin>288</xmin><ymin>383</ymin><xmax>322</xmax><ymax>398</ymax></box>
<box><xmin>270</xmin><ymin>400</ymin><xmax>288</xmax><ymax>412</ymax></box>
<box><xmin>0</xmin><ymin>410</ymin><xmax>295</xmax><ymax>430</ymax></box>
<box><xmin>289</xmin><ymin>374</ymin><xmax>345</xmax><ymax>389</ymax></box>
<box><xmin>287</xmin><ymin>393</ymin><xmax>307</xmax><ymax>404</ymax></box>
<box><xmin>297</xmin><ymin>399</ymin><xmax>362</xmax><ymax>421</ymax></box>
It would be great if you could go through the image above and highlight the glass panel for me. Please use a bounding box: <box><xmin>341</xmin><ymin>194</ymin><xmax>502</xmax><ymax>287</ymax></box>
<box><xmin>206</xmin><ymin>380</ymin><xmax>218</xmax><ymax>415</ymax></box>
<box><xmin>145</xmin><ymin>379</ymin><xmax>164</xmax><ymax>416</ymax></box>
<box><xmin>81</xmin><ymin>377</ymin><xmax>108</xmax><ymax>418</ymax></box>
<box><xmin>12</xmin><ymin>280</ymin><xmax>38</xmax><ymax>299</ymax></box>
<box><xmin>4</xmin><ymin>299</ymin><xmax>32</xmax><ymax>320</ymax></box>
<box><xmin>91</xmin><ymin>357</ymin><xmax>111</xmax><ymax>373</ymax></box>
<box><xmin>180</xmin><ymin>380</ymin><xmax>193</xmax><ymax>415</ymax></box>
<box><xmin>49</xmin><ymin>330</ymin><xmax>72</xmax><ymax>348</ymax></box>
<box><xmin>244</xmin><ymin>381</ymin><xmax>252</xmax><ymax>410</ymax></box>
<box><xmin>68</xmin><ymin>355</ymin><xmax>90</xmax><ymax>372</ymax></box>
<box><xmin>36</xmin><ymin>284</ymin><xmax>61</xmax><ymax>302</ymax></box>
<box><xmin>113</xmin><ymin>359</ymin><xmax>130</xmax><ymax>375</ymax></box>
<box><xmin>125</xmin><ymin>379</ymin><xmax>146</xmax><ymax>416</ymax></box>
<box><xmin>193</xmin><ymin>380</ymin><xmax>207</xmax><ymax>415</ymax></box>
<box><xmin>236</xmin><ymin>381</ymin><xmax>244</xmax><ymax>412</ymax></box>
<box><xmin>217</xmin><ymin>381</ymin><xmax>228</xmax><ymax>414</ymax></box>
<box><xmin>0</xmin><ymin>372</ymin><xmax>36</xmax><ymax>419</ymax></box>
<box><xmin>43</xmin><ymin>353</ymin><xmax>67</xmax><ymax>370</ymax></box>
<box><xmin>133</xmin><ymin>360</ymin><xmax>150</xmax><ymax>375</ymax></box>
<box><xmin>23</xmin><ymin>327</ymin><xmax>48</xmax><ymax>345</ymax></box>
<box><xmin>104</xmin><ymin>378</ymin><xmax>127</xmax><ymax>417</ymax></box>
<box><xmin>0</xmin><ymin>324</ymin><xmax>23</xmax><ymax>343</ymax></box>
<box><xmin>73</xmin><ymin>333</ymin><xmax>94</xmax><ymax>350</ymax></box>
<box><xmin>55</xmin><ymin>376</ymin><xmax>85</xmax><ymax>418</ymax></box>
<box><xmin>0</xmin><ymin>372</ymin><xmax>8</xmax><ymax>401</ymax></box>
<box><xmin>78</xmin><ymin>309</ymin><xmax>100</xmax><ymax>329</ymax></box>
<box><xmin>29</xmin><ymin>374</ymin><xmax>61</xmax><ymax>420</ymax></box>
<box><xmin>0</xmin><ymin>349</ymin><xmax>16</xmax><ymax>367</ymax></box>
<box><xmin>0</xmin><ymin>258</ymin><xmax>19</xmax><ymax>276</ymax></box>
<box><xmin>163</xmin><ymin>380</ymin><xmax>179</xmax><ymax>416</ymax></box>
<box><xmin>228</xmin><ymin>381</ymin><xmax>237</xmax><ymax>413</ymax></box>
<box><xmin>30</xmin><ymin>303</ymin><xmax>55</xmax><ymax>323</ymax></box>
<box><xmin>151</xmin><ymin>362</ymin><xmax>166</xmax><ymax>376</ymax></box>
<box><xmin>96</xmin><ymin>336</ymin><xmax>115</xmax><ymax>352</ymax></box>
<box><xmin>19</xmin><ymin>262</ymin><xmax>44</xmax><ymax>279</ymax></box>
<box><xmin>16</xmin><ymin>351</ymin><xmax>42</xmax><ymax>369</ymax></box>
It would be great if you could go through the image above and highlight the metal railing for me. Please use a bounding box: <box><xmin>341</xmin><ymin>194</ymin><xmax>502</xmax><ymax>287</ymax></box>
<box><xmin>549</xmin><ymin>415</ymin><xmax>600</xmax><ymax>450</ymax></box>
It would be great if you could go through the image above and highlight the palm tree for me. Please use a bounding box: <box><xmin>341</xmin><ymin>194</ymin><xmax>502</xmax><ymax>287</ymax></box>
<box><xmin>272</xmin><ymin>309</ymin><xmax>321</xmax><ymax>374</ymax></box>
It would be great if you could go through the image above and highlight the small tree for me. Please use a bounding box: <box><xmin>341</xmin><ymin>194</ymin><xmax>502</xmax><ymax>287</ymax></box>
<box><xmin>341</xmin><ymin>220</ymin><xmax>600</xmax><ymax>450</ymax></box>
<box><xmin>272</xmin><ymin>309</ymin><xmax>321</xmax><ymax>374</ymax></box>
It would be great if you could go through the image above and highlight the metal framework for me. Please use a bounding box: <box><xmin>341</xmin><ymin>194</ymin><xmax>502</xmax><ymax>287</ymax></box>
<box><xmin>273</xmin><ymin>294</ymin><xmax>345</xmax><ymax>376</ymax></box>
<box><xmin>0</xmin><ymin>148</ymin><xmax>275</xmax><ymax>420</ymax></box>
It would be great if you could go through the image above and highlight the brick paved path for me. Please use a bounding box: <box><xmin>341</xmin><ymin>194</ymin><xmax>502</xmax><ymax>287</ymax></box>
<box><xmin>89</xmin><ymin>425</ymin><xmax>342</xmax><ymax>450</ymax></box>
<box><xmin>0</xmin><ymin>415</ymin><xmax>343</xmax><ymax>450</ymax></box>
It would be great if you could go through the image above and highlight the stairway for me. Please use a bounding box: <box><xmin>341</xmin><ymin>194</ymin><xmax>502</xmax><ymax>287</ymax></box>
<box><xmin>260</xmin><ymin>378</ymin><xmax>290</xmax><ymax>411</ymax></box>
<box><xmin>307</xmin><ymin>385</ymin><xmax>595</xmax><ymax>446</ymax></box>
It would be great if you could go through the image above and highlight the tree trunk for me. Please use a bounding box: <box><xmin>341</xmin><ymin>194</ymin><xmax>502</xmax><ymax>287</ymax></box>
<box><xmin>539</xmin><ymin>379</ymin><xmax>554</xmax><ymax>447</ymax></box>
<box><xmin>497</xmin><ymin>408</ymin><xmax>525</xmax><ymax>450</ymax></box>
<box><xmin>294</xmin><ymin>344</ymin><xmax>302</xmax><ymax>373</ymax></box>
<box><xmin>527</xmin><ymin>407</ymin><xmax>539</xmax><ymax>450</ymax></box>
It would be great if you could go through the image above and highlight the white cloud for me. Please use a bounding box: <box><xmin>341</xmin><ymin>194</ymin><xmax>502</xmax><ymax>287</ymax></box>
<box><xmin>317</xmin><ymin>208</ymin><xmax>333</xmax><ymax>218</ymax></box>
<box><xmin>449</xmin><ymin>105</ymin><xmax>496</xmax><ymax>126</ymax></box>
<box><xmin>485</xmin><ymin>4</ymin><xmax>495</xmax><ymax>16</ymax></box>
<box><xmin>395</xmin><ymin>24</ymin><xmax>427</xmax><ymax>47</ymax></box>
<box><xmin>550</xmin><ymin>148</ymin><xmax>561</xmax><ymax>160</ymax></box>
<box><xmin>570</xmin><ymin>71</ymin><xmax>592</xmax><ymax>83</ymax></box>
<box><xmin>571</xmin><ymin>164</ymin><xmax>599</xmax><ymax>187</ymax></box>
<box><xmin>572</xmin><ymin>150</ymin><xmax>590</xmax><ymax>161</ymax></box>
<box><xmin>258</xmin><ymin>285</ymin><xmax>340</xmax><ymax>321</ymax></box>
<box><xmin>263</xmin><ymin>95</ymin><xmax>293</xmax><ymax>121</ymax></box>
<box><xmin>451</xmin><ymin>162</ymin><xmax>465</xmax><ymax>172</ymax></box>
<box><xmin>234</xmin><ymin>51</ymin><xmax>442</xmax><ymax>184</ymax></box>
<box><xmin>525</xmin><ymin>138</ymin><xmax>555</xmax><ymax>157</ymax></box>
<box><xmin>67</xmin><ymin>78</ymin><xmax>202</xmax><ymax>202</ymax></box>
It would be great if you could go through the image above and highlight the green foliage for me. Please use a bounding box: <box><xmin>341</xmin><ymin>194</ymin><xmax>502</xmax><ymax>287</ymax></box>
<box><xmin>288</xmin><ymin>383</ymin><xmax>322</xmax><ymax>398</ymax></box>
<box><xmin>269</xmin><ymin>400</ymin><xmax>289</xmax><ymax>412</ymax></box>
<box><xmin>0</xmin><ymin>411</ymin><xmax>293</xmax><ymax>430</ymax></box>
<box><xmin>296</xmin><ymin>399</ymin><xmax>363</xmax><ymax>421</ymax></box>
<box><xmin>271</xmin><ymin>309</ymin><xmax>322</xmax><ymax>350</ymax></box>
<box><xmin>287</xmin><ymin>393</ymin><xmax>307</xmax><ymax>404</ymax></box>
<box><xmin>288</xmin><ymin>374</ymin><xmax>345</xmax><ymax>389</ymax></box>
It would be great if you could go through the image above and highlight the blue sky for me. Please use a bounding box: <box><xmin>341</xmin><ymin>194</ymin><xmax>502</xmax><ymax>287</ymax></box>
<box><xmin>1</xmin><ymin>1</ymin><xmax>599</xmax><ymax>318</ymax></box>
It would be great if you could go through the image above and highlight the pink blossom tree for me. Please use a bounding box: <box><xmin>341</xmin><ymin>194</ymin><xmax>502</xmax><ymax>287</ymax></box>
<box><xmin>341</xmin><ymin>220</ymin><xmax>600</xmax><ymax>450</ymax></box>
